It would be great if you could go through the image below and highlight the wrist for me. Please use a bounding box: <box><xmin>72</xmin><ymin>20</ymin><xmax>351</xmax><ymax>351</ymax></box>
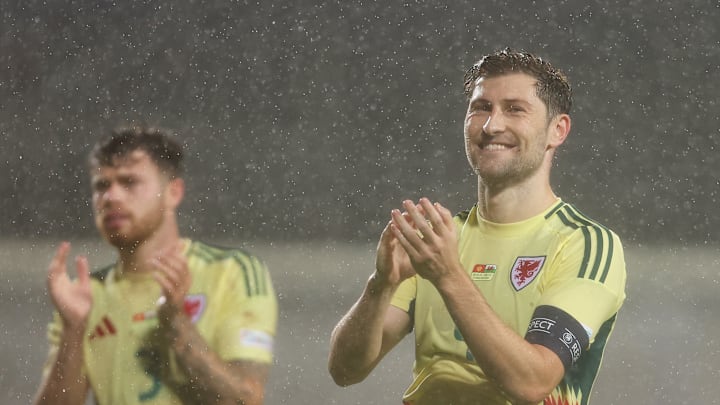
<box><xmin>431</xmin><ymin>264</ymin><xmax>471</xmax><ymax>294</ymax></box>
<box><xmin>366</xmin><ymin>272</ymin><xmax>400</xmax><ymax>297</ymax></box>
<box><xmin>60</xmin><ymin>322</ymin><xmax>87</xmax><ymax>345</ymax></box>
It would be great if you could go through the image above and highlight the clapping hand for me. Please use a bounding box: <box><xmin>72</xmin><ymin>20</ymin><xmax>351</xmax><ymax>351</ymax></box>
<box><xmin>151</xmin><ymin>241</ymin><xmax>191</xmax><ymax>327</ymax></box>
<box><xmin>47</xmin><ymin>242</ymin><xmax>92</xmax><ymax>330</ymax></box>
<box><xmin>389</xmin><ymin>198</ymin><xmax>460</xmax><ymax>286</ymax></box>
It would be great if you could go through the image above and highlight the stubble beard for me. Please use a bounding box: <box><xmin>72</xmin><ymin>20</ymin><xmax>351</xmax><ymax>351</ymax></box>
<box><xmin>98</xmin><ymin>211</ymin><xmax>165</xmax><ymax>252</ymax></box>
<box><xmin>468</xmin><ymin>143</ymin><xmax>547</xmax><ymax>190</ymax></box>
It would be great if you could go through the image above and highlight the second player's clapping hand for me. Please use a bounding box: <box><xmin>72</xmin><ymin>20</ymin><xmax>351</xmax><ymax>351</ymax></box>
<box><xmin>390</xmin><ymin>198</ymin><xmax>461</xmax><ymax>286</ymax></box>
<box><xmin>152</xmin><ymin>240</ymin><xmax>191</xmax><ymax>327</ymax></box>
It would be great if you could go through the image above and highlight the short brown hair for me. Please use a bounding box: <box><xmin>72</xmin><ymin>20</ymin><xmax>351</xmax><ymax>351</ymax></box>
<box><xmin>89</xmin><ymin>126</ymin><xmax>184</xmax><ymax>178</ymax></box>
<box><xmin>463</xmin><ymin>48</ymin><xmax>572</xmax><ymax>117</ymax></box>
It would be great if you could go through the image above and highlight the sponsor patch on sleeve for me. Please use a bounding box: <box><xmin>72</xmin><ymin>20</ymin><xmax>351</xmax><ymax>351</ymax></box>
<box><xmin>239</xmin><ymin>329</ymin><xmax>274</xmax><ymax>353</ymax></box>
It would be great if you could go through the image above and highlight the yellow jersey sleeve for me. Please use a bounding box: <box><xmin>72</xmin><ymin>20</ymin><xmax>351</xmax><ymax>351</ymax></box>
<box><xmin>213</xmin><ymin>254</ymin><xmax>277</xmax><ymax>364</ymax></box>
<box><xmin>539</xmin><ymin>227</ymin><xmax>627</xmax><ymax>342</ymax></box>
<box><xmin>391</xmin><ymin>276</ymin><xmax>417</xmax><ymax>313</ymax></box>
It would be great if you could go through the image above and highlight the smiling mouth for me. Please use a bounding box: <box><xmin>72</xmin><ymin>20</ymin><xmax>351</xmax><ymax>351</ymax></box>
<box><xmin>481</xmin><ymin>143</ymin><xmax>513</xmax><ymax>151</ymax></box>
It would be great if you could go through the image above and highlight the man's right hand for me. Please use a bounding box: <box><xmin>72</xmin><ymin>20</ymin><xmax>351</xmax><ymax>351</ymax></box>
<box><xmin>47</xmin><ymin>242</ymin><xmax>92</xmax><ymax>330</ymax></box>
<box><xmin>374</xmin><ymin>218</ymin><xmax>416</xmax><ymax>288</ymax></box>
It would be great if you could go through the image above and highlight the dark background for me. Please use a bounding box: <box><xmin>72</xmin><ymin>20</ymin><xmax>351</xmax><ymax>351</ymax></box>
<box><xmin>2</xmin><ymin>0</ymin><xmax>718</xmax><ymax>245</ymax></box>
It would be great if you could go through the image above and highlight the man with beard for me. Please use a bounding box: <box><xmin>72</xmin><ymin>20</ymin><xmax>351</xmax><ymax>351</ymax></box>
<box><xmin>34</xmin><ymin>127</ymin><xmax>277</xmax><ymax>405</ymax></box>
<box><xmin>329</xmin><ymin>49</ymin><xmax>627</xmax><ymax>405</ymax></box>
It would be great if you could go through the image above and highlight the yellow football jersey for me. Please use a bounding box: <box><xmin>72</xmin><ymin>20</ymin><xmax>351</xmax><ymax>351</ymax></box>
<box><xmin>43</xmin><ymin>239</ymin><xmax>277</xmax><ymax>404</ymax></box>
<box><xmin>392</xmin><ymin>200</ymin><xmax>626</xmax><ymax>405</ymax></box>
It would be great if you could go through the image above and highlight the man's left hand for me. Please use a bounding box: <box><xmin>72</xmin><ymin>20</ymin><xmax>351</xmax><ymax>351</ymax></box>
<box><xmin>389</xmin><ymin>198</ymin><xmax>462</xmax><ymax>286</ymax></box>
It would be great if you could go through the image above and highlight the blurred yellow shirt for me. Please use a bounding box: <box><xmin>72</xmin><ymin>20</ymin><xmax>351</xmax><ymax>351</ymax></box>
<box><xmin>44</xmin><ymin>239</ymin><xmax>277</xmax><ymax>404</ymax></box>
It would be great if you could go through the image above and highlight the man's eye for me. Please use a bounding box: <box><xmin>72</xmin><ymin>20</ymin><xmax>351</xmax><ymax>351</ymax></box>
<box><xmin>470</xmin><ymin>104</ymin><xmax>491</xmax><ymax>112</ymax></box>
<box><xmin>94</xmin><ymin>182</ymin><xmax>109</xmax><ymax>192</ymax></box>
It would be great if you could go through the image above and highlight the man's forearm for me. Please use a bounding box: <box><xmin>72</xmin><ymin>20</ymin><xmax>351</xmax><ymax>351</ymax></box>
<box><xmin>328</xmin><ymin>273</ymin><xmax>400</xmax><ymax>386</ymax></box>
<box><xmin>167</xmin><ymin>315</ymin><xmax>266</xmax><ymax>405</ymax></box>
<box><xmin>435</xmin><ymin>272</ymin><xmax>563</xmax><ymax>404</ymax></box>
<box><xmin>33</xmin><ymin>328</ymin><xmax>88</xmax><ymax>405</ymax></box>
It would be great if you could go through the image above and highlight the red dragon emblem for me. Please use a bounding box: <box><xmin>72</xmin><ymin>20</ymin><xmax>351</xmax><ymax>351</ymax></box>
<box><xmin>510</xmin><ymin>256</ymin><xmax>546</xmax><ymax>291</ymax></box>
<box><xmin>183</xmin><ymin>294</ymin><xmax>207</xmax><ymax>323</ymax></box>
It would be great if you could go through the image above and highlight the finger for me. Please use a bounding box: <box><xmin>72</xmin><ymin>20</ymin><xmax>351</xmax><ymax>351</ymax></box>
<box><xmin>152</xmin><ymin>270</ymin><xmax>186</xmax><ymax>311</ymax></box>
<box><xmin>389</xmin><ymin>222</ymin><xmax>419</xmax><ymax>258</ymax></box>
<box><xmin>391</xmin><ymin>208</ymin><xmax>420</xmax><ymax>243</ymax></box>
<box><xmin>155</xmin><ymin>253</ymin><xmax>193</xmax><ymax>296</ymax></box>
<box><xmin>415</xmin><ymin>198</ymin><xmax>442</xmax><ymax>237</ymax></box>
<box><xmin>402</xmin><ymin>200</ymin><xmax>427</xmax><ymax>228</ymax></box>
<box><xmin>173</xmin><ymin>239</ymin><xmax>186</xmax><ymax>254</ymax></box>
<box><xmin>157</xmin><ymin>256</ymin><xmax>191</xmax><ymax>292</ymax></box>
<box><xmin>50</xmin><ymin>242</ymin><xmax>70</xmax><ymax>270</ymax></box>
<box><xmin>403</xmin><ymin>200</ymin><xmax>438</xmax><ymax>245</ymax></box>
<box><xmin>48</xmin><ymin>241</ymin><xmax>71</xmax><ymax>278</ymax></box>
<box><xmin>378</xmin><ymin>220</ymin><xmax>394</xmax><ymax>244</ymax></box>
<box><xmin>75</xmin><ymin>255</ymin><xmax>91</xmax><ymax>287</ymax></box>
<box><xmin>376</xmin><ymin>220</ymin><xmax>395</xmax><ymax>272</ymax></box>
<box><xmin>154</xmin><ymin>255</ymin><xmax>179</xmax><ymax>275</ymax></box>
<box><xmin>152</xmin><ymin>257</ymin><xmax>181</xmax><ymax>286</ymax></box>
<box><xmin>420</xmin><ymin>199</ymin><xmax>448</xmax><ymax>234</ymax></box>
<box><xmin>390</xmin><ymin>211</ymin><xmax>422</xmax><ymax>256</ymax></box>
<box><xmin>156</xmin><ymin>249</ymin><xmax>189</xmax><ymax>275</ymax></box>
<box><xmin>434</xmin><ymin>202</ymin><xmax>455</xmax><ymax>227</ymax></box>
<box><xmin>161</xmin><ymin>240</ymin><xmax>186</xmax><ymax>263</ymax></box>
<box><xmin>152</xmin><ymin>270</ymin><xmax>173</xmax><ymax>296</ymax></box>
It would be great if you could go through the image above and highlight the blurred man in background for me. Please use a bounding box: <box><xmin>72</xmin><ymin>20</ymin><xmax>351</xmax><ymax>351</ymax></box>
<box><xmin>329</xmin><ymin>49</ymin><xmax>627</xmax><ymax>405</ymax></box>
<box><xmin>34</xmin><ymin>127</ymin><xmax>277</xmax><ymax>405</ymax></box>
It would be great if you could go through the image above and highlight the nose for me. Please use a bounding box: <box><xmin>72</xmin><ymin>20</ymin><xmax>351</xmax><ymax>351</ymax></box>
<box><xmin>482</xmin><ymin>109</ymin><xmax>505</xmax><ymax>136</ymax></box>
<box><xmin>98</xmin><ymin>183</ymin><xmax>122</xmax><ymax>206</ymax></box>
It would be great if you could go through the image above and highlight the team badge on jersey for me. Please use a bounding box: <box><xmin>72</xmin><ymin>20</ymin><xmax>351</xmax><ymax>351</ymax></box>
<box><xmin>510</xmin><ymin>256</ymin><xmax>546</xmax><ymax>291</ymax></box>
<box><xmin>132</xmin><ymin>294</ymin><xmax>207</xmax><ymax>323</ymax></box>
<box><xmin>183</xmin><ymin>294</ymin><xmax>207</xmax><ymax>323</ymax></box>
<box><xmin>471</xmin><ymin>264</ymin><xmax>497</xmax><ymax>281</ymax></box>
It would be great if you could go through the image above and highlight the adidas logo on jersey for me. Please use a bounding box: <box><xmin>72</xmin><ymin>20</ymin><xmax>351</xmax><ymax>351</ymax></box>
<box><xmin>89</xmin><ymin>315</ymin><xmax>117</xmax><ymax>340</ymax></box>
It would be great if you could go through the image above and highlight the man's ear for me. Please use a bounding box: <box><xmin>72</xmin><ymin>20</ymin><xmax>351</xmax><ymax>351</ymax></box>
<box><xmin>548</xmin><ymin>114</ymin><xmax>571</xmax><ymax>149</ymax></box>
<box><xmin>166</xmin><ymin>177</ymin><xmax>185</xmax><ymax>209</ymax></box>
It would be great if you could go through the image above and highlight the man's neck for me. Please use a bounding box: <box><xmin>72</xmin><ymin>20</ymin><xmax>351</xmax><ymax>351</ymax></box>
<box><xmin>476</xmin><ymin>173</ymin><xmax>558</xmax><ymax>224</ymax></box>
<box><xmin>116</xmin><ymin>226</ymin><xmax>181</xmax><ymax>275</ymax></box>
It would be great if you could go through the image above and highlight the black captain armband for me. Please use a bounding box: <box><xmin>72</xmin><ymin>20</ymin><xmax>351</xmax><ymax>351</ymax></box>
<box><xmin>525</xmin><ymin>305</ymin><xmax>590</xmax><ymax>370</ymax></box>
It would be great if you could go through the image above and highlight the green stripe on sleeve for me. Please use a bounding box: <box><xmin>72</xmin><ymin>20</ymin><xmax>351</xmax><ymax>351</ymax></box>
<box><xmin>563</xmin><ymin>205</ymin><xmax>615</xmax><ymax>283</ymax></box>
<box><xmin>232</xmin><ymin>254</ymin><xmax>253</xmax><ymax>297</ymax></box>
<box><xmin>578</xmin><ymin>226</ymin><xmax>592</xmax><ymax>279</ymax></box>
<box><xmin>599</xmin><ymin>232</ymin><xmax>614</xmax><ymax>283</ymax></box>
<box><xmin>588</xmin><ymin>226</ymin><xmax>604</xmax><ymax>280</ymax></box>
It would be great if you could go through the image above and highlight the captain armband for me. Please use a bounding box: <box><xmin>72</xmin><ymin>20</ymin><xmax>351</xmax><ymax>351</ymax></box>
<box><xmin>524</xmin><ymin>305</ymin><xmax>590</xmax><ymax>370</ymax></box>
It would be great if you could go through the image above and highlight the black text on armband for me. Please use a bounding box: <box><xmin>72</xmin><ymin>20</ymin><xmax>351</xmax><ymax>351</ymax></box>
<box><xmin>525</xmin><ymin>305</ymin><xmax>589</xmax><ymax>370</ymax></box>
